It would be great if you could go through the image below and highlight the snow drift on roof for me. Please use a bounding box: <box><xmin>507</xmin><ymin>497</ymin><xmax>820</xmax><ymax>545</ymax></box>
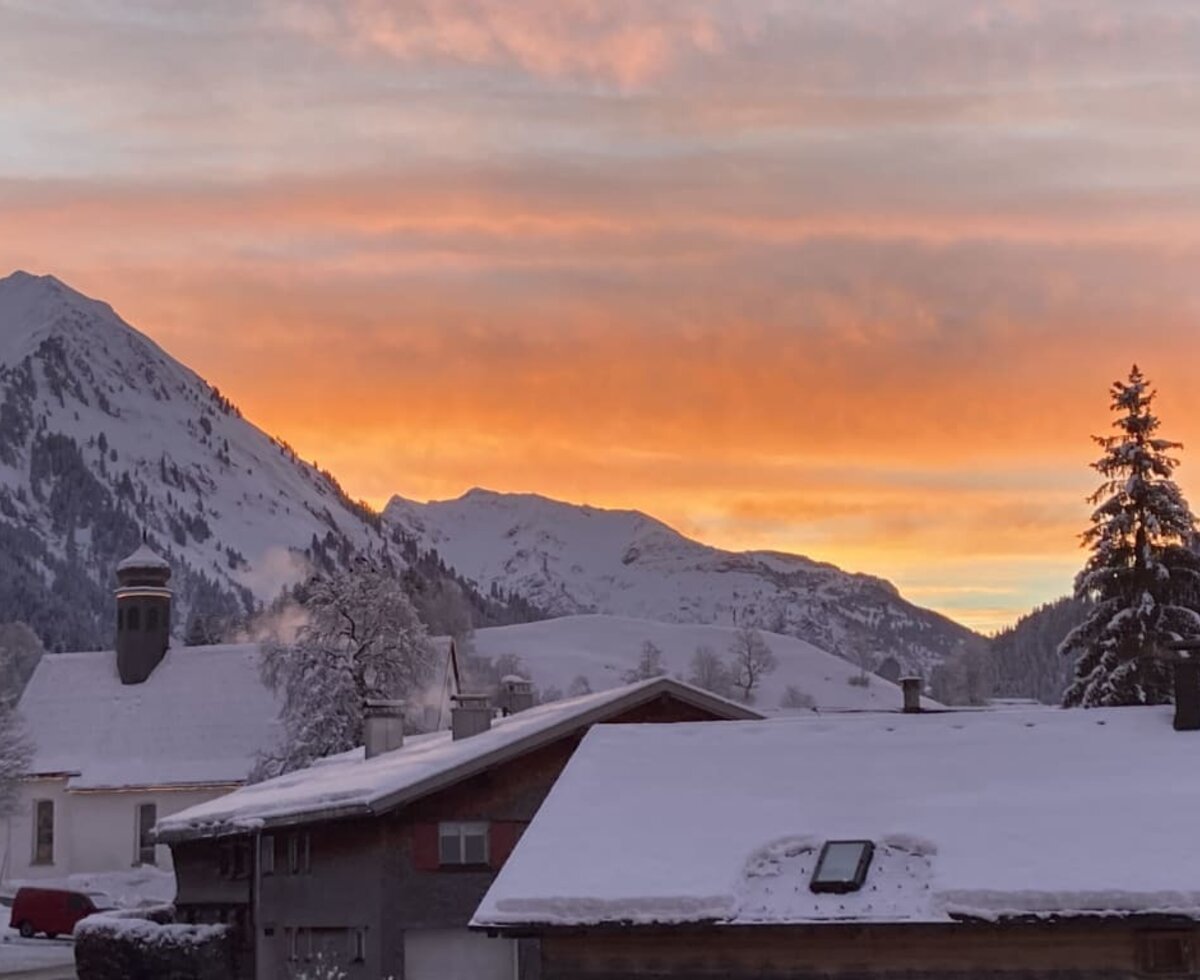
<box><xmin>157</xmin><ymin>677</ymin><xmax>758</xmax><ymax>839</ymax></box>
<box><xmin>18</xmin><ymin>644</ymin><xmax>280</xmax><ymax>790</ymax></box>
<box><xmin>474</xmin><ymin>706</ymin><xmax>1200</xmax><ymax>927</ymax></box>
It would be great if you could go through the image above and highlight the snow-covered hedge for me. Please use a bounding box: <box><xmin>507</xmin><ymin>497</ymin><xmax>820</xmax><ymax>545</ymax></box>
<box><xmin>74</xmin><ymin>907</ymin><xmax>232</xmax><ymax>980</ymax></box>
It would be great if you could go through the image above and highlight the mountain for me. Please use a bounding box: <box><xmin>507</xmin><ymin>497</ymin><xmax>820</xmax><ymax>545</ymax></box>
<box><xmin>469</xmin><ymin>614</ymin><xmax>937</xmax><ymax>712</ymax></box>
<box><xmin>385</xmin><ymin>489</ymin><xmax>982</xmax><ymax>674</ymax></box>
<box><xmin>0</xmin><ymin>271</ymin><xmax>529</xmax><ymax>653</ymax></box>
<box><xmin>990</xmin><ymin>595</ymin><xmax>1087</xmax><ymax>704</ymax></box>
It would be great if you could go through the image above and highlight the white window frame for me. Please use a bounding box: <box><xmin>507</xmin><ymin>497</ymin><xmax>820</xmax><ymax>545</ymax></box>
<box><xmin>438</xmin><ymin>821</ymin><xmax>489</xmax><ymax>866</ymax></box>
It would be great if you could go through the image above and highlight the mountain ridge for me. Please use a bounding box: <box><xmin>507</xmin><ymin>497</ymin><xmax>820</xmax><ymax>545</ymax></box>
<box><xmin>384</xmin><ymin>487</ymin><xmax>978</xmax><ymax>674</ymax></box>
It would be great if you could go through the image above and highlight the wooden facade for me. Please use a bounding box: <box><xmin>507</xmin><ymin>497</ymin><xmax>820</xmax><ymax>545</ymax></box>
<box><xmin>170</xmin><ymin>691</ymin><xmax>744</xmax><ymax>980</ymax></box>
<box><xmin>526</xmin><ymin>920</ymin><xmax>1200</xmax><ymax>979</ymax></box>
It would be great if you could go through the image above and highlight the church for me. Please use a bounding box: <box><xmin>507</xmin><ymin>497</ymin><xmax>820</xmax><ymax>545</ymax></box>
<box><xmin>2</xmin><ymin>544</ymin><xmax>280</xmax><ymax>885</ymax></box>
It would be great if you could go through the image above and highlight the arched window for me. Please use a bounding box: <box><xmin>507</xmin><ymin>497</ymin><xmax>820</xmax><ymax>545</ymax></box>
<box><xmin>127</xmin><ymin>607</ymin><xmax>141</xmax><ymax>631</ymax></box>
<box><xmin>147</xmin><ymin>607</ymin><xmax>159</xmax><ymax>631</ymax></box>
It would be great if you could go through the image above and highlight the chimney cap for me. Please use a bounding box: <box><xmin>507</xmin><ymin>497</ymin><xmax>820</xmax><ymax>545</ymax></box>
<box><xmin>117</xmin><ymin>542</ymin><xmax>171</xmax><ymax>575</ymax></box>
<box><xmin>364</xmin><ymin>698</ymin><xmax>406</xmax><ymax>717</ymax></box>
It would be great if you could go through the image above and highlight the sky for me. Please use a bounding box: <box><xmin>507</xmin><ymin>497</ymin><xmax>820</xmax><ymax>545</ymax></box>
<box><xmin>2</xmin><ymin>1</ymin><xmax>1200</xmax><ymax>633</ymax></box>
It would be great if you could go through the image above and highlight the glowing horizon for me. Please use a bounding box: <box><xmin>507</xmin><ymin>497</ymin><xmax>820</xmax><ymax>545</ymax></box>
<box><xmin>3</xmin><ymin>2</ymin><xmax>1200</xmax><ymax>634</ymax></box>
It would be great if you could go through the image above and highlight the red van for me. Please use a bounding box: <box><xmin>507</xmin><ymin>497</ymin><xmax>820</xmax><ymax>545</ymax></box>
<box><xmin>9</xmin><ymin>886</ymin><xmax>103</xmax><ymax>939</ymax></box>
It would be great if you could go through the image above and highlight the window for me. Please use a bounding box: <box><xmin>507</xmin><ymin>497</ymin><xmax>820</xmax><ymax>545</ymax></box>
<box><xmin>438</xmin><ymin>821</ymin><xmax>489</xmax><ymax>866</ymax></box>
<box><xmin>810</xmin><ymin>840</ymin><xmax>874</xmax><ymax>894</ymax></box>
<box><xmin>219</xmin><ymin>840</ymin><xmax>252</xmax><ymax>879</ymax></box>
<box><xmin>117</xmin><ymin>608</ymin><xmax>124</xmax><ymax>630</ymax></box>
<box><xmin>260</xmin><ymin>834</ymin><xmax>275</xmax><ymax>875</ymax></box>
<box><xmin>32</xmin><ymin>799</ymin><xmax>54</xmax><ymax>865</ymax></box>
<box><xmin>1140</xmin><ymin>932</ymin><xmax>1195</xmax><ymax>974</ymax></box>
<box><xmin>147</xmin><ymin>607</ymin><xmax>159</xmax><ymax>630</ymax></box>
<box><xmin>288</xmin><ymin>833</ymin><xmax>311</xmax><ymax>874</ymax></box>
<box><xmin>136</xmin><ymin>803</ymin><xmax>157</xmax><ymax>865</ymax></box>
<box><xmin>127</xmin><ymin>606</ymin><xmax>141</xmax><ymax>630</ymax></box>
<box><xmin>351</xmin><ymin>928</ymin><xmax>366</xmax><ymax>963</ymax></box>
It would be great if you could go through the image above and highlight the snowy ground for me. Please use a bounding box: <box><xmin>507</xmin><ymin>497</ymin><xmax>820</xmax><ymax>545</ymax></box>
<box><xmin>470</xmin><ymin>614</ymin><xmax>937</xmax><ymax>712</ymax></box>
<box><xmin>0</xmin><ymin>924</ymin><xmax>73</xmax><ymax>976</ymax></box>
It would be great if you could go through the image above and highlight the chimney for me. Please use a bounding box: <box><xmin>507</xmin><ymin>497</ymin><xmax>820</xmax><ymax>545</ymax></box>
<box><xmin>114</xmin><ymin>541</ymin><xmax>172</xmax><ymax>685</ymax></box>
<box><xmin>364</xmin><ymin>699</ymin><xmax>406</xmax><ymax>759</ymax></box>
<box><xmin>497</xmin><ymin>675</ymin><xmax>535</xmax><ymax>716</ymax></box>
<box><xmin>452</xmin><ymin>694</ymin><xmax>493</xmax><ymax>740</ymax></box>
<box><xmin>900</xmin><ymin>676</ymin><xmax>922</xmax><ymax>714</ymax></box>
<box><xmin>1174</xmin><ymin>658</ymin><xmax>1200</xmax><ymax>732</ymax></box>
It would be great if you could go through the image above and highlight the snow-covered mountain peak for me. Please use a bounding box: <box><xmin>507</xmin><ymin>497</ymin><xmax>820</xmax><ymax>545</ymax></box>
<box><xmin>384</xmin><ymin>490</ymin><xmax>979</xmax><ymax>674</ymax></box>
<box><xmin>0</xmin><ymin>273</ymin><xmax>391</xmax><ymax>649</ymax></box>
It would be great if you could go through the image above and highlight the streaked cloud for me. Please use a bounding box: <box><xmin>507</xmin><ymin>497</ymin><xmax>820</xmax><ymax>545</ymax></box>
<box><xmin>2</xmin><ymin>0</ymin><xmax>1199</xmax><ymax>631</ymax></box>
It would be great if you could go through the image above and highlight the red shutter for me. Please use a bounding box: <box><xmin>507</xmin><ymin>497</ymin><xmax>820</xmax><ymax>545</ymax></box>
<box><xmin>489</xmin><ymin>821</ymin><xmax>526</xmax><ymax>870</ymax></box>
<box><xmin>411</xmin><ymin>822</ymin><xmax>439</xmax><ymax>872</ymax></box>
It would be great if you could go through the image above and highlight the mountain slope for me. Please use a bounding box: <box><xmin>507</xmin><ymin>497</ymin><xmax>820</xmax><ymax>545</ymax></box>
<box><xmin>470</xmin><ymin>614</ymin><xmax>936</xmax><ymax>712</ymax></box>
<box><xmin>0</xmin><ymin>271</ymin><xmax>394</xmax><ymax>650</ymax></box>
<box><xmin>386</xmin><ymin>489</ymin><xmax>981</xmax><ymax>673</ymax></box>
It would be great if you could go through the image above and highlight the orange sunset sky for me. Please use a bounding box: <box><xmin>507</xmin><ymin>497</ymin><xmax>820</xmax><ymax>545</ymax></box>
<box><xmin>3</xmin><ymin>1</ymin><xmax>1200</xmax><ymax>633</ymax></box>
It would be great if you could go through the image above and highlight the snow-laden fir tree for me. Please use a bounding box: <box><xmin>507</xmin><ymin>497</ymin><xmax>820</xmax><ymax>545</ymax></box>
<box><xmin>255</xmin><ymin>558</ymin><xmax>436</xmax><ymax>778</ymax></box>
<box><xmin>1061</xmin><ymin>366</ymin><xmax>1200</xmax><ymax>707</ymax></box>
<box><xmin>0</xmin><ymin>675</ymin><xmax>32</xmax><ymax>817</ymax></box>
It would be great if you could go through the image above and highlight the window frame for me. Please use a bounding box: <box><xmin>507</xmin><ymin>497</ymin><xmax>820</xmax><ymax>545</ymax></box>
<box><xmin>135</xmin><ymin>802</ymin><xmax>158</xmax><ymax>866</ymax></box>
<box><xmin>32</xmin><ymin>799</ymin><xmax>54</xmax><ymax>866</ymax></box>
<box><xmin>1139</xmin><ymin>931</ymin><xmax>1195</xmax><ymax>975</ymax></box>
<box><xmin>437</xmin><ymin>821</ymin><xmax>490</xmax><ymax>867</ymax></box>
<box><xmin>260</xmin><ymin>834</ymin><xmax>276</xmax><ymax>876</ymax></box>
<box><xmin>287</xmin><ymin>833</ymin><xmax>311</xmax><ymax>874</ymax></box>
<box><xmin>809</xmin><ymin>839</ymin><xmax>875</xmax><ymax>894</ymax></box>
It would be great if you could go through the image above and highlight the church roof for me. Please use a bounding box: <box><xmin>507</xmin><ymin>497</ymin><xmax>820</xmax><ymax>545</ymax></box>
<box><xmin>116</xmin><ymin>542</ymin><xmax>171</xmax><ymax>573</ymax></box>
<box><xmin>17</xmin><ymin>644</ymin><xmax>280</xmax><ymax>790</ymax></box>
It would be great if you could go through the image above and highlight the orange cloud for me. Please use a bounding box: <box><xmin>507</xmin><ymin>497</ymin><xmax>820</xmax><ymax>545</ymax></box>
<box><xmin>272</xmin><ymin>0</ymin><xmax>733</xmax><ymax>88</ymax></box>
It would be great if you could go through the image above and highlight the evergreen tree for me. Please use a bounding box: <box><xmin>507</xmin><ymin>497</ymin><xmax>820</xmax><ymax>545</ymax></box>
<box><xmin>1061</xmin><ymin>366</ymin><xmax>1200</xmax><ymax>706</ymax></box>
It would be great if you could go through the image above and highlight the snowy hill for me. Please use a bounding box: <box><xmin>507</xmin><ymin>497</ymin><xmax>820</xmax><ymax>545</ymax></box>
<box><xmin>0</xmin><ymin>271</ymin><xmax>396</xmax><ymax>649</ymax></box>
<box><xmin>470</xmin><ymin>615</ymin><xmax>935</xmax><ymax>712</ymax></box>
<box><xmin>387</xmin><ymin>489</ymin><xmax>980</xmax><ymax>674</ymax></box>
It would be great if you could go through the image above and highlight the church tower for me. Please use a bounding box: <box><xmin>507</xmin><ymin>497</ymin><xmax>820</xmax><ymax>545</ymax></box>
<box><xmin>115</xmin><ymin>541</ymin><xmax>172</xmax><ymax>684</ymax></box>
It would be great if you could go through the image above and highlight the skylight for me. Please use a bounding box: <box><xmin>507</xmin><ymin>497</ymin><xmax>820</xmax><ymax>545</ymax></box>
<box><xmin>809</xmin><ymin>840</ymin><xmax>874</xmax><ymax>894</ymax></box>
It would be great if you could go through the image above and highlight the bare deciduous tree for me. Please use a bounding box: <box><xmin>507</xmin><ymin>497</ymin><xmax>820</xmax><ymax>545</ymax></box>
<box><xmin>728</xmin><ymin>627</ymin><xmax>778</xmax><ymax>704</ymax></box>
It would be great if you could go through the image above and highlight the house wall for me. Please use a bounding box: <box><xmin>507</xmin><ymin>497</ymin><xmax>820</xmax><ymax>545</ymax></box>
<box><xmin>173</xmin><ymin>692</ymin><xmax>741</xmax><ymax>980</ymax></box>
<box><xmin>2</xmin><ymin>780</ymin><xmax>230</xmax><ymax>883</ymax></box>
<box><xmin>535</xmin><ymin>922</ymin><xmax>1200</xmax><ymax>979</ymax></box>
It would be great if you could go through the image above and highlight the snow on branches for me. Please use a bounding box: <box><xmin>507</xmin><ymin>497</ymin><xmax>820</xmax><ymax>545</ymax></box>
<box><xmin>1061</xmin><ymin>366</ymin><xmax>1200</xmax><ymax>707</ymax></box>
<box><xmin>254</xmin><ymin>558</ymin><xmax>436</xmax><ymax>778</ymax></box>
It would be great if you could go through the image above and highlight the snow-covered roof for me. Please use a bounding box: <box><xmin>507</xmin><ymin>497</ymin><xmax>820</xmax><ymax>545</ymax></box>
<box><xmin>474</xmin><ymin>706</ymin><xmax>1200</xmax><ymax>928</ymax></box>
<box><xmin>116</xmin><ymin>542</ymin><xmax>171</xmax><ymax>573</ymax></box>
<box><xmin>18</xmin><ymin>644</ymin><xmax>280</xmax><ymax>790</ymax></box>
<box><xmin>157</xmin><ymin>677</ymin><xmax>760</xmax><ymax>842</ymax></box>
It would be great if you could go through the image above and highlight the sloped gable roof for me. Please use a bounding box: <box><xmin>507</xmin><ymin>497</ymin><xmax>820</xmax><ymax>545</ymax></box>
<box><xmin>157</xmin><ymin>677</ymin><xmax>760</xmax><ymax>841</ymax></box>
<box><xmin>474</xmin><ymin>705</ymin><xmax>1200</xmax><ymax>928</ymax></box>
<box><xmin>18</xmin><ymin>644</ymin><xmax>281</xmax><ymax>790</ymax></box>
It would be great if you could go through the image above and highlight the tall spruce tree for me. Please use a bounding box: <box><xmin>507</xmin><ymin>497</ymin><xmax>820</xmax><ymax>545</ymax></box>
<box><xmin>1061</xmin><ymin>366</ymin><xmax>1200</xmax><ymax>706</ymax></box>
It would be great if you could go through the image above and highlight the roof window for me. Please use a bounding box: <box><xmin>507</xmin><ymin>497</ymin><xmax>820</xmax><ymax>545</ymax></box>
<box><xmin>809</xmin><ymin>840</ymin><xmax>874</xmax><ymax>893</ymax></box>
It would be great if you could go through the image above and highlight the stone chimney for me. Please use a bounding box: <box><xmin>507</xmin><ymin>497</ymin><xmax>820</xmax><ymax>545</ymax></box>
<box><xmin>452</xmin><ymin>694</ymin><xmax>493</xmax><ymax>740</ymax></box>
<box><xmin>497</xmin><ymin>675</ymin><xmax>535</xmax><ymax>716</ymax></box>
<box><xmin>115</xmin><ymin>542</ymin><xmax>172</xmax><ymax>685</ymax></box>
<box><xmin>364</xmin><ymin>699</ymin><xmax>406</xmax><ymax>758</ymax></box>
<box><xmin>900</xmin><ymin>676</ymin><xmax>922</xmax><ymax>714</ymax></box>
<box><xmin>1173</xmin><ymin>658</ymin><xmax>1200</xmax><ymax>732</ymax></box>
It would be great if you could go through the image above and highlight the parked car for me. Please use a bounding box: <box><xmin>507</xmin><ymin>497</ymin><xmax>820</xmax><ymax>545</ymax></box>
<box><xmin>9</xmin><ymin>886</ymin><xmax>105</xmax><ymax>939</ymax></box>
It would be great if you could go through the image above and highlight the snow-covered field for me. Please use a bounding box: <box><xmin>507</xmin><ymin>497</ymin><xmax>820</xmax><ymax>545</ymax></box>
<box><xmin>471</xmin><ymin>614</ymin><xmax>935</xmax><ymax>712</ymax></box>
